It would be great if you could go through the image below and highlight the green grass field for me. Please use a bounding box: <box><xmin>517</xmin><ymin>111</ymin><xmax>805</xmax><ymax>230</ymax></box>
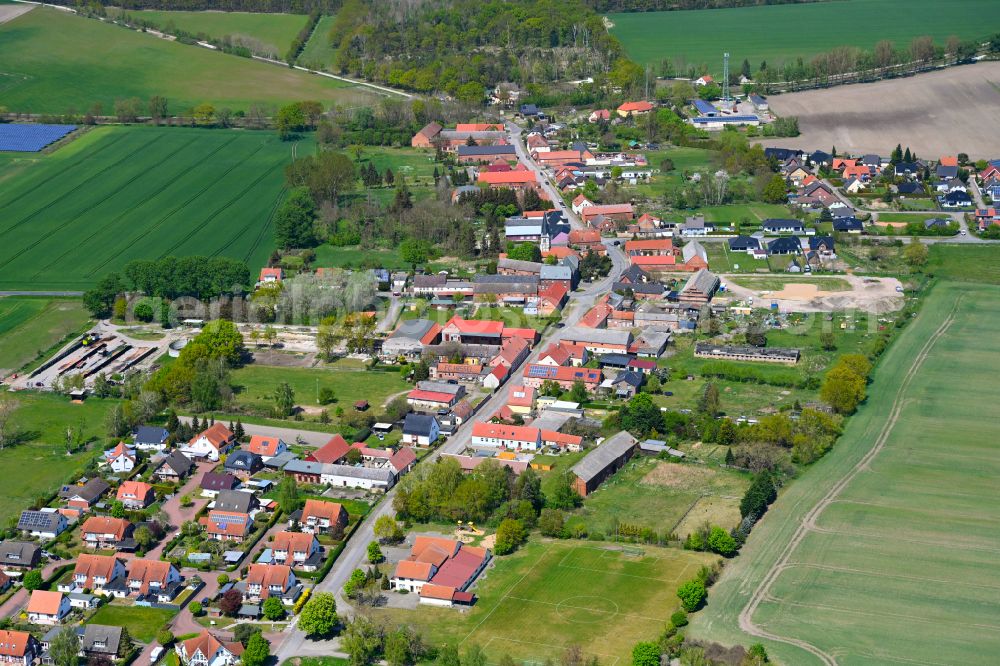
<box><xmin>0</xmin><ymin>298</ymin><xmax>91</xmax><ymax>373</ymax></box>
<box><xmin>109</xmin><ymin>8</ymin><xmax>308</xmax><ymax>56</ymax></box>
<box><xmin>568</xmin><ymin>456</ymin><xmax>750</xmax><ymax>539</ymax></box>
<box><xmin>611</xmin><ymin>0</ymin><xmax>1000</xmax><ymax>72</ymax></box>
<box><xmin>0</xmin><ymin>126</ymin><xmax>305</xmax><ymax>290</ymax></box>
<box><xmin>0</xmin><ymin>392</ymin><xmax>118</xmax><ymax>525</ymax></box>
<box><xmin>230</xmin><ymin>361</ymin><xmax>409</xmax><ymax>418</ymax></box>
<box><xmin>0</xmin><ymin>7</ymin><xmax>378</xmax><ymax>113</ymax></box>
<box><xmin>372</xmin><ymin>540</ymin><xmax>717</xmax><ymax>662</ymax></box>
<box><xmin>87</xmin><ymin>604</ymin><xmax>176</xmax><ymax>642</ymax></box>
<box><xmin>298</xmin><ymin>14</ymin><xmax>339</xmax><ymax>69</ymax></box>
<box><xmin>690</xmin><ymin>281</ymin><xmax>1000</xmax><ymax>664</ymax></box>
<box><xmin>928</xmin><ymin>244</ymin><xmax>1000</xmax><ymax>284</ymax></box>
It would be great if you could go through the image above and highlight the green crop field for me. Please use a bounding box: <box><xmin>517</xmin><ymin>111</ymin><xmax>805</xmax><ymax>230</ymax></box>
<box><xmin>299</xmin><ymin>14</ymin><xmax>339</xmax><ymax>69</ymax></box>
<box><xmin>0</xmin><ymin>392</ymin><xmax>119</xmax><ymax>525</ymax></box>
<box><xmin>611</xmin><ymin>0</ymin><xmax>999</xmax><ymax>73</ymax></box>
<box><xmin>0</xmin><ymin>6</ymin><xmax>379</xmax><ymax>113</ymax></box>
<box><xmin>690</xmin><ymin>281</ymin><xmax>1000</xmax><ymax>664</ymax></box>
<box><xmin>108</xmin><ymin>8</ymin><xmax>308</xmax><ymax>56</ymax></box>
<box><xmin>372</xmin><ymin>540</ymin><xmax>717</xmax><ymax>662</ymax></box>
<box><xmin>0</xmin><ymin>126</ymin><xmax>308</xmax><ymax>291</ymax></box>
<box><xmin>0</xmin><ymin>298</ymin><xmax>91</xmax><ymax>373</ymax></box>
<box><xmin>928</xmin><ymin>244</ymin><xmax>1000</xmax><ymax>284</ymax></box>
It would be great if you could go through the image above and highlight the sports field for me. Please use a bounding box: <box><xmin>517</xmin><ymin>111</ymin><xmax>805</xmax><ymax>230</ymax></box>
<box><xmin>690</xmin><ymin>281</ymin><xmax>1000</xmax><ymax>664</ymax></box>
<box><xmin>109</xmin><ymin>9</ymin><xmax>308</xmax><ymax>56</ymax></box>
<box><xmin>373</xmin><ymin>540</ymin><xmax>717</xmax><ymax>662</ymax></box>
<box><xmin>0</xmin><ymin>7</ymin><xmax>379</xmax><ymax>113</ymax></box>
<box><xmin>0</xmin><ymin>126</ymin><xmax>304</xmax><ymax>291</ymax></box>
<box><xmin>611</xmin><ymin>0</ymin><xmax>998</xmax><ymax>72</ymax></box>
<box><xmin>0</xmin><ymin>298</ymin><xmax>90</xmax><ymax>374</ymax></box>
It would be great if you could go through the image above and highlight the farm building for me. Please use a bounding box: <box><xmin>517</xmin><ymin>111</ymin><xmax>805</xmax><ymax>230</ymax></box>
<box><xmin>571</xmin><ymin>432</ymin><xmax>638</xmax><ymax>496</ymax></box>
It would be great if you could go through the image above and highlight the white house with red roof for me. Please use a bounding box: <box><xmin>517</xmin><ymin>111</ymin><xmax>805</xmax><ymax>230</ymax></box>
<box><xmin>26</xmin><ymin>591</ymin><xmax>70</xmax><ymax>625</ymax></box>
<box><xmin>181</xmin><ymin>423</ymin><xmax>236</xmax><ymax>462</ymax></box>
<box><xmin>471</xmin><ymin>423</ymin><xmax>542</xmax><ymax>450</ymax></box>
<box><xmin>0</xmin><ymin>630</ymin><xmax>39</xmax><ymax>666</ymax></box>
<box><xmin>258</xmin><ymin>267</ymin><xmax>283</xmax><ymax>284</ymax></box>
<box><xmin>390</xmin><ymin>536</ymin><xmax>489</xmax><ymax>607</ymax></box>
<box><xmin>175</xmin><ymin>630</ymin><xmax>243</xmax><ymax>666</ymax></box>
<box><xmin>104</xmin><ymin>442</ymin><xmax>136</xmax><ymax>473</ymax></box>
<box><xmin>695</xmin><ymin>75</ymin><xmax>714</xmax><ymax>87</ymax></box>
<box><xmin>247</xmin><ymin>435</ymin><xmax>287</xmax><ymax>461</ymax></box>
<box><xmin>616</xmin><ymin>101</ymin><xmax>654</xmax><ymax>117</ymax></box>
<box><xmin>589</xmin><ymin>109</ymin><xmax>611</xmax><ymax>123</ymax></box>
<box><xmin>243</xmin><ymin>564</ymin><xmax>299</xmax><ymax>604</ymax></box>
<box><xmin>116</xmin><ymin>480</ymin><xmax>154</xmax><ymax>509</ymax></box>
<box><xmin>571</xmin><ymin>194</ymin><xmax>594</xmax><ymax>215</ymax></box>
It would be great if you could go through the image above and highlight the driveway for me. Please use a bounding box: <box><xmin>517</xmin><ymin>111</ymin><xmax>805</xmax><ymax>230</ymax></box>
<box><xmin>147</xmin><ymin>460</ymin><xmax>216</xmax><ymax>559</ymax></box>
<box><xmin>0</xmin><ymin>560</ymin><xmax>62</xmax><ymax>620</ymax></box>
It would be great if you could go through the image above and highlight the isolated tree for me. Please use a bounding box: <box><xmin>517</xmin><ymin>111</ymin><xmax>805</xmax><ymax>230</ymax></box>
<box><xmin>0</xmin><ymin>398</ymin><xmax>18</xmax><ymax>451</ymax></box>
<box><xmin>274</xmin><ymin>187</ymin><xmax>316</xmax><ymax>249</ymax></box>
<box><xmin>299</xmin><ymin>591</ymin><xmax>338</xmax><ymax>637</ymax></box>
<box><xmin>761</xmin><ymin>174</ymin><xmax>788</xmax><ymax>204</ymax></box>
<box><xmin>820</xmin><ymin>365</ymin><xmax>866</xmax><ymax>414</ymax></box>
<box><xmin>567</xmin><ymin>380</ymin><xmax>588</xmax><ymax>404</ymax></box>
<box><xmin>539</xmin><ymin>508</ymin><xmax>565</xmax><ymax>537</ymax></box>
<box><xmin>506</xmin><ymin>242</ymin><xmax>542</xmax><ymax>263</ymax></box>
<box><xmin>262</xmin><ymin>596</ymin><xmax>285</xmax><ymax>621</ymax></box>
<box><xmin>277</xmin><ymin>475</ymin><xmax>300</xmax><ymax>514</ymax></box>
<box><xmin>219</xmin><ymin>588</ymin><xmax>242</xmax><ymax>616</ymax></box>
<box><xmin>148</xmin><ymin>95</ymin><xmax>168</xmax><ymax>122</ymax></box>
<box><xmin>192</xmin><ymin>103</ymin><xmax>216</xmax><ymax>125</ymax></box>
<box><xmin>22</xmin><ymin>570</ymin><xmax>42</xmax><ymax>591</ymax></box>
<box><xmin>273</xmin><ymin>381</ymin><xmax>295</xmax><ymax>417</ymax></box>
<box><xmin>676</xmin><ymin>578</ymin><xmax>707</xmax><ymax>612</ymax></box>
<box><xmin>241</xmin><ymin>633</ymin><xmax>270</xmax><ymax>666</ymax></box>
<box><xmin>707</xmin><ymin>526</ymin><xmax>738</xmax><ymax>556</ymax></box>
<box><xmin>366</xmin><ymin>541</ymin><xmax>383</xmax><ymax>564</ymax></box>
<box><xmin>902</xmin><ymin>242</ymin><xmax>928</xmax><ymax>267</ymax></box>
<box><xmin>275</xmin><ymin>103</ymin><xmax>307</xmax><ymax>140</ymax></box>
<box><xmin>493</xmin><ymin>518</ymin><xmax>526</xmax><ymax>555</ymax></box>
<box><xmin>49</xmin><ymin>626</ymin><xmax>80</xmax><ymax>666</ymax></box>
<box><xmin>631</xmin><ymin>642</ymin><xmax>660</xmax><ymax>666</ymax></box>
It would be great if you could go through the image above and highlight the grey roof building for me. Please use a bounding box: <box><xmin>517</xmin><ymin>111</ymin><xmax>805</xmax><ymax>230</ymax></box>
<box><xmin>214</xmin><ymin>490</ymin><xmax>258</xmax><ymax>514</ymax></box>
<box><xmin>571</xmin><ymin>432</ymin><xmax>638</xmax><ymax>495</ymax></box>
<box><xmin>0</xmin><ymin>541</ymin><xmax>40</xmax><ymax>568</ymax></box>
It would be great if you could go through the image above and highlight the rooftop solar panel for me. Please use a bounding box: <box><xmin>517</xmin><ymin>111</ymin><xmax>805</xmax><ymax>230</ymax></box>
<box><xmin>0</xmin><ymin>124</ymin><xmax>78</xmax><ymax>152</ymax></box>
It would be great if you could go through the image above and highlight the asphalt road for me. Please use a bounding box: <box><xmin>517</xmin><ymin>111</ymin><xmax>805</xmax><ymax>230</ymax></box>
<box><xmin>274</xmin><ymin>124</ymin><xmax>626</xmax><ymax>662</ymax></box>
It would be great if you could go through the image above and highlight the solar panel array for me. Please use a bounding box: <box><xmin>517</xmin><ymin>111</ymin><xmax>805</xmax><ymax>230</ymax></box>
<box><xmin>17</xmin><ymin>510</ymin><xmax>58</xmax><ymax>529</ymax></box>
<box><xmin>0</xmin><ymin>124</ymin><xmax>78</xmax><ymax>152</ymax></box>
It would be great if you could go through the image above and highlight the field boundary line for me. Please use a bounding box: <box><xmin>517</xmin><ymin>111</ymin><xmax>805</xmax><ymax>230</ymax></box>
<box><xmin>805</xmin><ymin>526</ymin><xmax>1000</xmax><ymax>553</ymax></box>
<box><xmin>738</xmin><ymin>295</ymin><xmax>963</xmax><ymax>666</ymax></box>
<box><xmin>827</xmin><ymin>498</ymin><xmax>1000</xmax><ymax>524</ymax></box>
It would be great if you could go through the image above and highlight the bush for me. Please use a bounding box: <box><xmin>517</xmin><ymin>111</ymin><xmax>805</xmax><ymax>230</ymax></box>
<box><xmin>670</xmin><ymin>610</ymin><xmax>688</xmax><ymax>628</ymax></box>
<box><xmin>676</xmin><ymin>578</ymin><xmax>707</xmax><ymax>612</ymax></box>
<box><xmin>155</xmin><ymin>630</ymin><xmax>174</xmax><ymax>647</ymax></box>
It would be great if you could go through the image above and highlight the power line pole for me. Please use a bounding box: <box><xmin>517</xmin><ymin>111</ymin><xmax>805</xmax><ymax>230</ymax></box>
<box><xmin>723</xmin><ymin>52</ymin><xmax>731</xmax><ymax>103</ymax></box>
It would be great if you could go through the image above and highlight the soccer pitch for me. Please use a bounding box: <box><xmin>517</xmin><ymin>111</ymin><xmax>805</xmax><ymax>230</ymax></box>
<box><xmin>690</xmin><ymin>281</ymin><xmax>1000</xmax><ymax>665</ymax></box>
<box><xmin>373</xmin><ymin>540</ymin><xmax>717</xmax><ymax>663</ymax></box>
<box><xmin>0</xmin><ymin>126</ymin><xmax>303</xmax><ymax>290</ymax></box>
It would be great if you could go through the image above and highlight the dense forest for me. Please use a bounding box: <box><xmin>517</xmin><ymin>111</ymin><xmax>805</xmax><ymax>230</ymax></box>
<box><xmin>586</xmin><ymin>0</ymin><xmax>821</xmax><ymax>12</ymax></box>
<box><xmin>323</xmin><ymin>0</ymin><xmax>627</xmax><ymax>97</ymax></box>
<box><xmin>68</xmin><ymin>0</ymin><xmax>338</xmax><ymax>11</ymax></box>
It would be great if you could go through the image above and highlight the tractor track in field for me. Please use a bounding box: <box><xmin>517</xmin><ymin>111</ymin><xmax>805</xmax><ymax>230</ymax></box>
<box><xmin>83</xmin><ymin>136</ymin><xmax>249</xmax><ymax>277</ymax></box>
<box><xmin>27</xmin><ymin>136</ymin><xmax>203</xmax><ymax>279</ymax></box>
<box><xmin>0</xmin><ymin>132</ymin><xmax>128</xmax><ymax>211</ymax></box>
<box><xmin>156</xmin><ymin>149</ymin><xmax>283</xmax><ymax>258</ymax></box>
<box><xmin>216</xmin><ymin>185</ymin><xmax>286</xmax><ymax>264</ymax></box>
<box><xmin>0</xmin><ymin>132</ymin><xmax>163</xmax><ymax>237</ymax></box>
<box><xmin>737</xmin><ymin>296</ymin><xmax>962</xmax><ymax>666</ymax></box>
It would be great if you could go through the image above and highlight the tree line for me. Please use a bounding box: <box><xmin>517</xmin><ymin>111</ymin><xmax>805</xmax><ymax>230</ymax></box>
<box><xmin>585</xmin><ymin>0</ymin><xmax>816</xmax><ymax>11</ymax></box>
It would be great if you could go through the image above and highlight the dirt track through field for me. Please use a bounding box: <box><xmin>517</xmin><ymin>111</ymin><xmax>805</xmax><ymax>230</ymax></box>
<box><xmin>758</xmin><ymin>62</ymin><xmax>1000</xmax><ymax>159</ymax></box>
<box><xmin>737</xmin><ymin>296</ymin><xmax>962</xmax><ymax>665</ymax></box>
<box><xmin>0</xmin><ymin>4</ymin><xmax>32</xmax><ymax>24</ymax></box>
